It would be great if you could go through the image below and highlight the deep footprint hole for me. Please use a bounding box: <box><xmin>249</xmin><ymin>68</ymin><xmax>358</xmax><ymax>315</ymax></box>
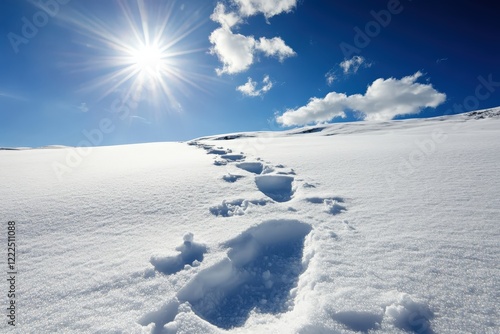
<box><xmin>193</xmin><ymin>240</ymin><xmax>305</xmax><ymax>329</ymax></box>
<box><xmin>255</xmin><ymin>175</ymin><xmax>295</xmax><ymax>202</ymax></box>
<box><xmin>236</xmin><ymin>162</ymin><xmax>264</xmax><ymax>174</ymax></box>
<box><xmin>176</xmin><ymin>220</ymin><xmax>312</xmax><ymax>330</ymax></box>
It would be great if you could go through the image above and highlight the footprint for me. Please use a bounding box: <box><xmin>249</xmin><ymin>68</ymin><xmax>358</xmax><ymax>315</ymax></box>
<box><xmin>198</xmin><ymin>144</ymin><xmax>214</xmax><ymax>151</ymax></box>
<box><xmin>142</xmin><ymin>220</ymin><xmax>312</xmax><ymax>331</ymax></box>
<box><xmin>306</xmin><ymin>196</ymin><xmax>347</xmax><ymax>215</ymax></box>
<box><xmin>332</xmin><ymin>311</ymin><xmax>383</xmax><ymax>332</ymax></box>
<box><xmin>222</xmin><ymin>174</ymin><xmax>244</xmax><ymax>183</ymax></box>
<box><xmin>207</xmin><ymin>148</ymin><xmax>231</xmax><ymax>155</ymax></box>
<box><xmin>150</xmin><ymin>233</ymin><xmax>207</xmax><ymax>275</ymax></box>
<box><xmin>221</xmin><ymin>153</ymin><xmax>245</xmax><ymax>161</ymax></box>
<box><xmin>325</xmin><ymin>200</ymin><xmax>346</xmax><ymax>215</ymax></box>
<box><xmin>201</xmin><ymin>145</ymin><xmax>214</xmax><ymax>151</ymax></box>
<box><xmin>276</xmin><ymin>170</ymin><xmax>296</xmax><ymax>175</ymax></box>
<box><xmin>139</xmin><ymin>300</ymin><xmax>180</xmax><ymax>334</ymax></box>
<box><xmin>305</xmin><ymin>196</ymin><xmax>345</xmax><ymax>204</ymax></box>
<box><xmin>213</xmin><ymin>159</ymin><xmax>228</xmax><ymax>166</ymax></box>
<box><xmin>178</xmin><ymin>220</ymin><xmax>312</xmax><ymax>329</ymax></box>
<box><xmin>261</xmin><ymin>165</ymin><xmax>276</xmax><ymax>174</ymax></box>
<box><xmin>209</xmin><ymin>199</ymin><xmax>269</xmax><ymax>217</ymax></box>
<box><xmin>255</xmin><ymin>174</ymin><xmax>295</xmax><ymax>202</ymax></box>
<box><xmin>189</xmin><ymin>141</ymin><xmax>231</xmax><ymax>155</ymax></box>
<box><xmin>236</xmin><ymin>162</ymin><xmax>264</xmax><ymax>174</ymax></box>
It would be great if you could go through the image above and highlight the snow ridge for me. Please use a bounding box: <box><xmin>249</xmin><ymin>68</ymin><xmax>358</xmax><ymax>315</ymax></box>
<box><xmin>465</xmin><ymin>107</ymin><xmax>500</xmax><ymax>119</ymax></box>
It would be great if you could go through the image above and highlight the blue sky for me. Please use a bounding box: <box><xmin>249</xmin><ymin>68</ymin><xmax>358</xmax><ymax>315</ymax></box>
<box><xmin>1</xmin><ymin>0</ymin><xmax>498</xmax><ymax>147</ymax></box>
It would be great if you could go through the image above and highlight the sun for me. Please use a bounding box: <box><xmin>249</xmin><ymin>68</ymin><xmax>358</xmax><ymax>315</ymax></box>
<box><xmin>63</xmin><ymin>0</ymin><xmax>209</xmax><ymax>112</ymax></box>
<box><xmin>129</xmin><ymin>44</ymin><xmax>164</xmax><ymax>80</ymax></box>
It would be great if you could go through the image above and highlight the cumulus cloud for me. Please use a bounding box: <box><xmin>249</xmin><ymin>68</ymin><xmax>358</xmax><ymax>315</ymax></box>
<box><xmin>211</xmin><ymin>3</ymin><xmax>241</xmax><ymax>29</ymax></box>
<box><xmin>209</xmin><ymin>28</ymin><xmax>256</xmax><ymax>75</ymax></box>
<box><xmin>340</xmin><ymin>55</ymin><xmax>371</xmax><ymax>74</ymax></box>
<box><xmin>209</xmin><ymin>1</ymin><xmax>296</xmax><ymax>75</ymax></box>
<box><xmin>277</xmin><ymin>72</ymin><xmax>446</xmax><ymax>126</ymax></box>
<box><xmin>237</xmin><ymin>75</ymin><xmax>273</xmax><ymax>96</ymax></box>
<box><xmin>209</xmin><ymin>28</ymin><xmax>294</xmax><ymax>75</ymax></box>
<box><xmin>256</xmin><ymin>37</ymin><xmax>296</xmax><ymax>61</ymax></box>
<box><xmin>234</xmin><ymin>0</ymin><xmax>297</xmax><ymax>19</ymax></box>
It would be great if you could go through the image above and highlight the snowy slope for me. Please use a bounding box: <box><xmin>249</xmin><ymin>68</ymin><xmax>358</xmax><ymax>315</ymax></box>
<box><xmin>1</xmin><ymin>108</ymin><xmax>499</xmax><ymax>333</ymax></box>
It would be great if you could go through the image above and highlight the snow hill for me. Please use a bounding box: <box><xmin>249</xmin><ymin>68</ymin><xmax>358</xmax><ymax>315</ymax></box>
<box><xmin>1</xmin><ymin>108</ymin><xmax>499</xmax><ymax>333</ymax></box>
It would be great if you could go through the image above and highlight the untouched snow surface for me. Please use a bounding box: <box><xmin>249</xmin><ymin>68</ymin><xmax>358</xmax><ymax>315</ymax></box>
<box><xmin>1</xmin><ymin>108</ymin><xmax>499</xmax><ymax>333</ymax></box>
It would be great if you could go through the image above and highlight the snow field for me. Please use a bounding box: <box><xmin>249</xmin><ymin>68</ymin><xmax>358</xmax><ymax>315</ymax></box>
<box><xmin>0</xmin><ymin>109</ymin><xmax>498</xmax><ymax>333</ymax></box>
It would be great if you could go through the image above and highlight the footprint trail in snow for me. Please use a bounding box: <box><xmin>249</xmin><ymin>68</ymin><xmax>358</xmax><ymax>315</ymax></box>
<box><xmin>141</xmin><ymin>140</ymin><xmax>434</xmax><ymax>333</ymax></box>
<box><xmin>142</xmin><ymin>142</ymin><xmax>316</xmax><ymax>331</ymax></box>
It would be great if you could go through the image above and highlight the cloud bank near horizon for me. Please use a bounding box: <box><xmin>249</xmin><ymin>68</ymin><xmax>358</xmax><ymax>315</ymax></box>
<box><xmin>277</xmin><ymin>72</ymin><xmax>447</xmax><ymax>126</ymax></box>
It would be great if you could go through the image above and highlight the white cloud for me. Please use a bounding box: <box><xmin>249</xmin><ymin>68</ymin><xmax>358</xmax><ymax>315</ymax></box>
<box><xmin>209</xmin><ymin>28</ymin><xmax>295</xmax><ymax>75</ymax></box>
<box><xmin>237</xmin><ymin>75</ymin><xmax>273</xmax><ymax>96</ymax></box>
<box><xmin>277</xmin><ymin>72</ymin><xmax>446</xmax><ymax>126</ymax></box>
<box><xmin>340</xmin><ymin>55</ymin><xmax>371</xmax><ymax>74</ymax></box>
<box><xmin>256</xmin><ymin>37</ymin><xmax>296</xmax><ymax>61</ymax></box>
<box><xmin>278</xmin><ymin>92</ymin><xmax>349</xmax><ymax>126</ymax></box>
<box><xmin>209</xmin><ymin>1</ymin><xmax>296</xmax><ymax>75</ymax></box>
<box><xmin>234</xmin><ymin>0</ymin><xmax>297</xmax><ymax>19</ymax></box>
<box><xmin>324</xmin><ymin>56</ymin><xmax>370</xmax><ymax>86</ymax></box>
<box><xmin>211</xmin><ymin>3</ymin><xmax>241</xmax><ymax>29</ymax></box>
<box><xmin>325</xmin><ymin>70</ymin><xmax>336</xmax><ymax>86</ymax></box>
<box><xmin>209</xmin><ymin>27</ymin><xmax>256</xmax><ymax>75</ymax></box>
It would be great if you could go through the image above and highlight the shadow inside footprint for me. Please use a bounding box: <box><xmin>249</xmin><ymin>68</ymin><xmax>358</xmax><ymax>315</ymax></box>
<box><xmin>176</xmin><ymin>220</ymin><xmax>312</xmax><ymax>330</ymax></box>
<box><xmin>255</xmin><ymin>175</ymin><xmax>295</xmax><ymax>202</ymax></box>
<box><xmin>139</xmin><ymin>300</ymin><xmax>180</xmax><ymax>334</ymax></box>
<box><xmin>207</xmin><ymin>148</ymin><xmax>231</xmax><ymax>155</ymax></box>
<box><xmin>222</xmin><ymin>174</ymin><xmax>244</xmax><ymax>183</ymax></box>
<box><xmin>306</xmin><ymin>196</ymin><xmax>344</xmax><ymax>204</ymax></box>
<box><xmin>151</xmin><ymin>233</ymin><xmax>207</xmax><ymax>275</ymax></box>
<box><xmin>221</xmin><ymin>154</ymin><xmax>245</xmax><ymax>161</ymax></box>
<box><xmin>236</xmin><ymin>162</ymin><xmax>264</xmax><ymax>174</ymax></box>
<box><xmin>333</xmin><ymin>311</ymin><xmax>383</xmax><ymax>332</ymax></box>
